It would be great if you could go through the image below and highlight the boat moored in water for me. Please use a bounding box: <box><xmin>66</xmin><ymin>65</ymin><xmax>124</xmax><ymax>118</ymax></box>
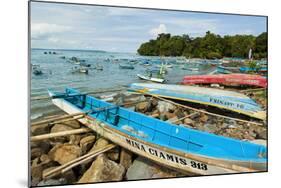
<box><xmin>137</xmin><ymin>74</ymin><xmax>165</xmax><ymax>83</ymax></box>
<box><xmin>48</xmin><ymin>88</ymin><xmax>267</xmax><ymax>175</ymax></box>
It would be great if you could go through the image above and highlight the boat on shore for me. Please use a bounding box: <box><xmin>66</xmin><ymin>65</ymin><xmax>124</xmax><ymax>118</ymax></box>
<box><xmin>182</xmin><ymin>74</ymin><xmax>267</xmax><ymax>88</ymax></box>
<box><xmin>137</xmin><ymin>74</ymin><xmax>165</xmax><ymax>83</ymax></box>
<box><xmin>129</xmin><ymin>83</ymin><xmax>266</xmax><ymax>120</ymax></box>
<box><xmin>48</xmin><ymin>88</ymin><xmax>267</xmax><ymax>175</ymax></box>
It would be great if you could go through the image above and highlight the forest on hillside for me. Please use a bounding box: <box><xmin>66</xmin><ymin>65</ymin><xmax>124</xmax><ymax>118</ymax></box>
<box><xmin>137</xmin><ymin>31</ymin><xmax>267</xmax><ymax>59</ymax></box>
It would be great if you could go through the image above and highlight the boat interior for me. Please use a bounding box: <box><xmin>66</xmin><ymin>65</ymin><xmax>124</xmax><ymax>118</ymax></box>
<box><xmin>59</xmin><ymin>88</ymin><xmax>267</xmax><ymax>163</ymax></box>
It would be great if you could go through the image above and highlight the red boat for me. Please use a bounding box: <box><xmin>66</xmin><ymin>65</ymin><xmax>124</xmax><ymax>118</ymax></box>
<box><xmin>182</xmin><ymin>74</ymin><xmax>267</xmax><ymax>88</ymax></box>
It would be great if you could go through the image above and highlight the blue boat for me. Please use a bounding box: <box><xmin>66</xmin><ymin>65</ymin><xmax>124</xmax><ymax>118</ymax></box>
<box><xmin>119</xmin><ymin>64</ymin><xmax>134</xmax><ymax>69</ymax></box>
<box><xmin>48</xmin><ymin>88</ymin><xmax>267</xmax><ymax>175</ymax></box>
<box><xmin>217</xmin><ymin>66</ymin><xmax>240</xmax><ymax>74</ymax></box>
<box><xmin>239</xmin><ymin>67</ymin><xmax>267</xmax><ymax>73</ymax></box>
<box><xmin>129</xmin><ymin>83</ymin><xmax>266</xmax><ymax>120</ymax></box>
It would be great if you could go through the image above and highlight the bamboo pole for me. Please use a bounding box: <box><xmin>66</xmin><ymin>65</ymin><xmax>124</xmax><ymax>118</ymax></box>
<box><xmin>240</xmin><ymin>88</ymin><xmax>266</xmax><ymax>93</ymax></box>
<box><xmin>133</xmin><ymin>90</ymin><xmax>263</xmax><ymax>126</ymax></box>
<box><xmin>43</xmin><ymin>144</ymin><xmax>116</xmax><ymax>179</ymax></box>
<box><xmin>45</xmin><ymin>115</ymin><xmax>84</xmax><ymax>125</ymax></box>
<box><xmin>170</xmin><ymin>112</ymin><xmax>200</xmax><ymax>124</ymax></box>
<box><xmin>31</xmin><ymin>88</ymin><xmax>127</xmax><ymax>101</ymax></box>
<box><xmin>31</xmin><ymin>112</ymin><xmax>86</xmax><ymax>126</ymax></box>
<box><xmin>31</xmin><ymin>128</ymin><xmax>92</xmax><ymax>142</ymax></box>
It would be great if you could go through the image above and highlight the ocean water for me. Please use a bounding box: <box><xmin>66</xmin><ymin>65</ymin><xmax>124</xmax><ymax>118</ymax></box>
<box><xmin>30</xmin><ymin>49</ymin><xmax>214</xmax><ymax>119</ymax></box>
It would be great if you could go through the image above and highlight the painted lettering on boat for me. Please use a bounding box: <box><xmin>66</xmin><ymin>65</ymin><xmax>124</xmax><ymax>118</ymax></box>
<box><xmin>125</xmin><ymin>138</ymin><xmax>207</xmax><ymax>171</ymax></box>
<box><xmin>209</xmin><ymin>97</ymin><xmax>245</xmax><ymax>109</ymax></box>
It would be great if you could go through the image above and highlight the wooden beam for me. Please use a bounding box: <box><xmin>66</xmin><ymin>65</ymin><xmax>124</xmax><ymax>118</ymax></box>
<box><xmin>31</xmin><ymin>88</ymin><xmax>127</xmax><ymax>101</ymax></box>
<box><xmin>170</xmin><ymin>112</ymin><xmax>199</xmax><ymax>124</ymax></box>
<box><xmin>240</xmin><ymin>88</ymin><xmax>266</xmax><ymax>93</ymax></box>
<box><xmin>43</xmin><ymin>144</ymin><xmax>116</xmax><ymax>179</ymax></box>
<box><xmin>31</xmin><ymin>112</ymin><xmax>86</xmax><ymax>126</ymax></box>
<box><xmin>31</xmin><ymin>128</ymin><xmax>92</xmax><ymax>142</ymax></box>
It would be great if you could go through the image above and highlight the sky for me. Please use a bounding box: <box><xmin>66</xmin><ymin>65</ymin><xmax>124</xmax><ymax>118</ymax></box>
<box><xmin>30</xmin><ymin>2</ymin><xmax>267</xmax><ymax>53</ymax></box>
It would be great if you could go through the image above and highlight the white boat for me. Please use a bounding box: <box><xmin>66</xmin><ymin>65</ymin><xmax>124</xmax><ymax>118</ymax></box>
<box><xmin>129</xmin><ymin>83</ymin><xmax>266</xmax><ymax>120</ymax></box>
<box><xmin>137</xmin><ymin>74</ymin><xmax>165</xmax><ymax>83</ymax></box>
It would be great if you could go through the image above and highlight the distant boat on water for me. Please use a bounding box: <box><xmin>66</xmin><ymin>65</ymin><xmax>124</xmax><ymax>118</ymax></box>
<box><xmin>129</xmin><ymin>83</ymin><xmax>266</xmax><ymax>120</ymax></box>
<box><xmin>71</xmin><ymin>66</ymin><xmax>89</xmax><ymax>74</ymax></box>
<box><xmin>217</xmin><ymin>66</ymin><xmax>240</xmax><ymax>74</ymax></box>
<box><xmin>182</xmin><ymin>74</ymin><xmax>267</xmax><ymax>88</ymax></box>
<box><xmin>119</xmin><ymin>64</ymin><xmax>134</xmax><ymax>69</ymax></box>
<box><xmin>137</xmin><ymin>74</ymin><xmax>165</xmax><ymax>83</ymax></box>
<box><xmin>32</xmin><ymin>65</ymin><xmax>43</xmax><ymax>75</ymax></box>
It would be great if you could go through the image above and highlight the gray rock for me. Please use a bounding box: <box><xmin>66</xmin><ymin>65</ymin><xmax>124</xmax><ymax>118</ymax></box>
<box><xmin>31</xmin><ymin>148</ymin><xmax>44</xmax><ymax>160</ymax></box>
<box><xmin>31</xmin><ymin>124</ymin><xmax>50</xmax><ymax>136</ymax></box>
<box><xmin>126</xmin><ymin>156</ymin><xmax>182</xmax><ymax>180</ymax></box>
<box><xmin>107</xmin><ymin>147</ymin><xmax>120</xmax><ymax>161</ymax></box>
<box><xmin>51</xmin><ymin>123</ymin><xmax>74</xmax><ymax>133</ymax></box>
<box><xmin>257</xmin><ymin>129</ymin><xmax>267</xmax><ymax>139</ymax></box>
<box><xmin>157</xmin><ymin>101</ymin><xmax>176</xmax><ymax>114</ymax></box>
<box><xmin>126</xmin><ymin>157</ymin><xmax>155</xmax><ymax>180</ymax></box>
<box><xmin>183</xmin><ymin>118</ymin><xmax>195</xmax><ymax>126</ymax></box>
<box><xmin>80</xmin><ymin>135</ymin><xmax>96</xmax><ymax>154</ymax></box>
<box><xmin>48</xmin><ymin>144</ymin><xmax>82</xmax><ymax>165</ymax></box>
<box><xmin>37</xmin><ymin>178</ymin><xmax>67</xmax><ymax>186</ymax></box>
<box><xmin>135</xmin><ymin>101</ymin><xmax>151</xmax><ymax>113</ymax></box>
<box><xmin>78</xmin><ymin>154</ymin><xmax>125</xmax><ymax>183</ymax></box>
<box><xmin>120</xmin><ymin>149</ymin><xmax>133</xmax><ymax>170</ymax></box>
<box><xmin>203</xmin><ymin>124</ymin><xmax>218</xmax><ymax>133</ymax></box>
<box><xmin>89</xmin><ymin>137</ymin><xmax>109</xmax><ymax>152</ymax></box>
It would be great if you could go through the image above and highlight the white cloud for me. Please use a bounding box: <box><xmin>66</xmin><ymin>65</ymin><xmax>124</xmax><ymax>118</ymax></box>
<box><xmin>31</xmin><ymin>23</ymin><xmax>71</xmax><ymax>40</ymax></box>
<box><xmin>154</xmin><ymin>18</ymin><xmax>218</xmax><ymax>36</ymax></box>
<box><xmin>149</xmin><ymin>24</ymin><xmax>167</xmax><ymax>37</ymax></box>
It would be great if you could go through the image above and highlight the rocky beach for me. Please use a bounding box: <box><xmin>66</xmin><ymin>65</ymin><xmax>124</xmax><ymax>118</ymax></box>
<box><xmin>30</xmin><ymin>87</ymin><xmax>267</xmax><ymax>186</ymax></box>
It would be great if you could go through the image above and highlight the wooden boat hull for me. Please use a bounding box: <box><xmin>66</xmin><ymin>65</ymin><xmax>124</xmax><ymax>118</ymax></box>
<box><xmin>48</xmin><ymin>88</ymin><xmax>266</xmax><ymax>175</ymax></box>
<box><xmin>49</xmin><ymin>94</ymin><xmax>266</xmax><ymax>175</ymax></box>
<box><xmin>182</xmin><ymin>74</ymin><xmax>267</xmax><ymax>88</ymax></box>
<box><xmin>129</xmin><ymin>83</ymin><xmax>266</xmax><ymax>120</ymax></box>
<box><xmin>137</xmin><ymin>74</ymin><xmax>165</xmax><ymax>83</ymax></box>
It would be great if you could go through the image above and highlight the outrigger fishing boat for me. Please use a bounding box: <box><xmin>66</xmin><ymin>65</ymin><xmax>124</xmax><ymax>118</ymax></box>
<box><xmin>129</xmin><ymin>83</ymin><xmax>266</xmax><ymax>120</ymax></box>
<box><xmin>48</xmin><ymin>88</ymin><xmax>267</xmax><ymax>175</ymax></box>
<box><xmin>182</xmin><ymin>74</ymin><xmax>267</xmax><ymax>88</ymax></box>
<box><xmin>137</xmin><ymin>74</ymin><xmax>165</xmax><ymax>83</ymax></box>
<box><xmin>119</xmin><ymin>64</ymin><xmax>134</xmax><ymax>69</ymax></box>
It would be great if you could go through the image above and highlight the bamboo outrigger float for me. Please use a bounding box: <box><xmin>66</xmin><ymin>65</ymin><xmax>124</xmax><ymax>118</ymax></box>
<box><xmin>48</xmin><ymin>88</ymin><xmax>267</xmax><ymax>175</ymax></box>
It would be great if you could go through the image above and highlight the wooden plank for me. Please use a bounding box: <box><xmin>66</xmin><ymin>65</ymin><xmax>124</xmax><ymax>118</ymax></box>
<box><xmin>31</xmin><ymin>112</ymin><xmax>86</xmax><ymax>126</ymax></box>
<box><xmin>240</xmin><ymin>88</ymin><xmax>266</xmax><ymax>93</ymax></box>
<box><xmin>31</xmin><ymin>128</ymin><xmax>92</xmax><ymax>142</ymax></box>
<box><xmin>31</xmin><ymin>88</ymin><xmax>127</xmax><ymax>101</ymax></box>
<box><xmin>43</xmin><ymin>144</ymin><xmax>116</xmax><ymax>179</ymax></box>
<box><xmin>170</xmin><ymin>112</ymin><xmax>199</xmax><ymax>124</ymax></box>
